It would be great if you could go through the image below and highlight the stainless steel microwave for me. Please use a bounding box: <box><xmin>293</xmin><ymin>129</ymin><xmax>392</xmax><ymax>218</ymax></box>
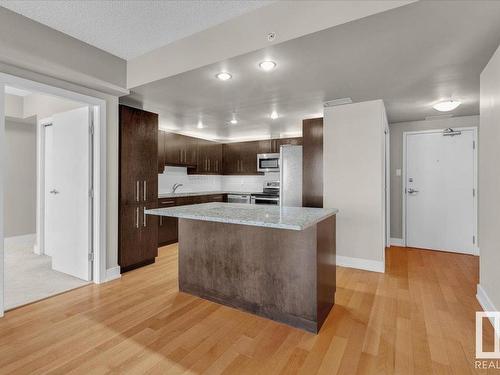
<box><xmin>257</xmin><ymin>153</ymin><xmax>280</xmax><ymax>172</ymax></box>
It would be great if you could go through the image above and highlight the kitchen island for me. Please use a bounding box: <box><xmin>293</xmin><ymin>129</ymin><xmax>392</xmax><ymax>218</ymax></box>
<box><xmin>146</xmin><ymin>203</ymin><xmax>338</xmax><ymax>333</ymax></box>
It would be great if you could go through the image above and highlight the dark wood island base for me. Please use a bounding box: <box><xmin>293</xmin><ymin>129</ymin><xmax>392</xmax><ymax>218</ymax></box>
<box><xmin>178</xmin><ymin>216</ymin><xmax>336</xmax><ymax>333</ymax></box>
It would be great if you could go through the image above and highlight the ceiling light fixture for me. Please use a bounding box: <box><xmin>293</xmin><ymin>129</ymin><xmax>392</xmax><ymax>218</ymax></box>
<box><xmin>433</xmin><ymin>100</ymin><xmax>461</xmax><ymax>112</ymax></box>
<box><xmin>259</xmin><ymin>60</ymin><xmax>276</xmax><ymax>71</ymax></box>
<box><xmin>230</xmin><ymin>118</ymin><xmax>238</xmax><ymax>125</ymax></box>
<box><xmin>270</xmin><ymin>111</ymin><xmax>279</xmax><ymax>120</ymax></box>
<box><xmin>197</xmin><ymin>121</ymin><xmax>204</xmax><ymax>129</ymax></box>
<box><xmin>216</xmin><ymin>72</ymin><xmax>232</xmax><ymax>81</ymax></box>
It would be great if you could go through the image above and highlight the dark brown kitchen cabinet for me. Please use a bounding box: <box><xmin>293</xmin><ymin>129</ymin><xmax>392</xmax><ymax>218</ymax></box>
<box><xmin>164</xmin><ymin>133</ymin><xmax>198</xmax><ymax>167</ymax></box>
<box><xmin>302</xmin><ymin>118</ymin><xmax>323</xmax><ymax>208</ymax></box>
<box><xmin>269</xmin><ymin>137</ymin><xmax>303</xmax><ymax>153</ymax></box>
<box><xmin>157</xmin><ymin>194</ymin><xmax>227</xmax><ymax>246</ymax></box>
<box><xmin>223</xmin><ymin>140</ymin><xmax>266</xmax><ymax>175</ymax></box>
<box><xmin>158</xmin><ymin>198</ymin><xmax>178</xmax><ymax>246</ymax></box>
<box><xmin>119</xmin><ymin>105</ymin><xmax>158</xmax><ymax>272</ymax></box>
<box><xmin>194</xmin><ymin>140</ymin><xmax>223</xmax><ymax>174</ymax></box>
<box><xmin>158</xmin><ymin>130</ymin><xmax>166</xmax><ymax>173</ymax></box>
<box><xmin>222</xmin><ymin>143</ymin><xmax>242</xmax><ymax>175</ymax></box>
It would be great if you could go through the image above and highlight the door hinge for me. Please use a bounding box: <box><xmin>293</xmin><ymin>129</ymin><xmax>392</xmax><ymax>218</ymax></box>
<box><xmin>88</xmin><ymin>252</ymin><xmax>94</xmax><ymax>261</ymax></box>
<box><xmin>89</xmin><ymin>119</ymin><xmax>94</xmax><ymax>136</ymax></box>
<box><xmin>473</xmin><ymin>235</ymin><xmax>476</xmax><ymax>244</ymax></box>
<box><xmin>473</xmin><ymin>188</ymin><xmax>476</xmax><ymax>197</ymax></box>
<box><xmin>89</xmin><ymin>188</ymin><xmax>94</xmax><ymax>199</ymax></box>
<box><xmin>473</xmin><ymin>140</ymin><xmax>476</xmax><ymax>149</ymax></box>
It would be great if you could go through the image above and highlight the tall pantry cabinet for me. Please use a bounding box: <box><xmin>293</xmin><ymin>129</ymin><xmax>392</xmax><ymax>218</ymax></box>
<box><xmin>119</xmin><ymin>105</ymin><xmax>159</xmax><ymax>272</ymax></box>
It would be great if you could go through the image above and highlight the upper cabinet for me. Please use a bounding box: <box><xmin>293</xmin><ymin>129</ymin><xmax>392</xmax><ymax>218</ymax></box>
<box><xmin>158</xmin><ymin>130</ymin><xmax>166</xmax><ymax>173</ymax></box>
<box><xmin>269</xmin><ymin>137</ymin><xmax>303</xmax><ymax>153</ymax></box>
<box><xmin>194</xmin><ymin>140</ymin><xmax>223</xmax><ymax>175</ymax></box>
<box><xmin>223</xmin><ymin>140</ymin><xmax>269</xmax><ymax>175</ymax></box>
<box><xmin>163</xmin><ymin>132</ymin><xmax>198</xmax><ymax>167</ymax></box>
<box><xmin>158</xmin><ymin>131</ymin><xmax>302</xmax><ymax>176</ymax></box>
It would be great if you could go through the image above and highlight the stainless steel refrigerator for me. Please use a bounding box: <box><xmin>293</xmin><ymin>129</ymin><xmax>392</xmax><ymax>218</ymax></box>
<box><xmin>279</xmin><ymin>145</ymin><xmax>303</xmax><ymax>207</ymax></box>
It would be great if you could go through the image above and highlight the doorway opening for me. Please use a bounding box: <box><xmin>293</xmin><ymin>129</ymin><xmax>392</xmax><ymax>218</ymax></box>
<box><xmin>402</xmin><ymin>127</ymin><xmax>478</xmax><ymax>255</ymax></box>
<box><xmin>0</xmin><ymin>73</ymin><xmax>107</xmax><ymax>316</ymax></box>
<box><xmin>3</xmin><ymin>86</ymin><xmax>92</xmax><ymax>310</ymax></box>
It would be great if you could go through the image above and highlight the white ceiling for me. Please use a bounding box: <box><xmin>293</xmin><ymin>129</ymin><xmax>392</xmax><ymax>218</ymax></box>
<box><xmin>0</xmin><ymin>0</ymin><xmax>272</xmax><ymax>60</ymax></box>
<box><xmin>122</xmin><ymin>1</ymin><xmax>500</xmax><ymax>142</ymax></box>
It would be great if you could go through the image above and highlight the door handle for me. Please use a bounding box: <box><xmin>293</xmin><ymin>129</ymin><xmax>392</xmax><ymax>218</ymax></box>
<box><xmin>136</xmin><ymin>181</ymin><xmax>139</xmax><ymax>202</ymax></box>
<box><xmin>407</xmin><ymin>188</ymin><xmax>419</xmax><ymax>194</ymax></box>
<box><xmin>49</xmin><ymin>189</ymin><xmax>59</xmax><ymax>195</ymax></box>
<box><xmin>135</xmin><ymin>207</ymin><xmax>139</xmax><ymax>228</ymax></box>
<box><xmin>143</xmin><ymin>207</ymin><xmax>147</xmax><ymax>227</ymax></box>
<box><xmin>143</xmin><ymin>180</ymin><xmax>147</xmax><ymax>201</ymax></box>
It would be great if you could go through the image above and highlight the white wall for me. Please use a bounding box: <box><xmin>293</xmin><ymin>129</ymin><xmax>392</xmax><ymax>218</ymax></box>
<box><xmin>389</xmin><ymin>115</ymin><xmax>479</xmax><ymax>239</ymax></box>
<box><xmin>4</xmin><ymin>118</ymin><xmax>37</xmax><ymax>237</ymax></box>
<box><xmin>478</xmin><ymin>44</ymin><xmax>500</xmax><ymax>312</ymax></box>
<box><xmin>4</xmin><ymin>94</ymin><xmax>23</xmax><ymax>118</ymax></box>
<box><xmin>323</xmin><ymin>100</ymin><xmax>387</xmax><ymax>273</ymax></box>
<box><xmin>0</xmin><ymin>7</ymin><xmax>126</xmax><ymax>92</ymax></box>
<box><xmin>24</xmin><ymin>93</ymin><xmax>84</xmax><ymax>119</ymax></box>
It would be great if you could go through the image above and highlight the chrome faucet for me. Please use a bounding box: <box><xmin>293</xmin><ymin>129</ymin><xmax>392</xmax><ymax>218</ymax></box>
<box><xmin>172</xmin><ymin>183</ymin><xmax>183</xmax><ymax>193</ymax></box>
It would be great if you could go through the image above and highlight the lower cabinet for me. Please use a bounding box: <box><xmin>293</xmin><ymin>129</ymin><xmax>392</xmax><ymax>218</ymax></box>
<box><xmin>157</xmin><ymin>194</ymin><xmax>226</xmax><ymax>246</ymax></box>
<box><xmin>119</xmin><ymin>202</ymin><xmax>158</xmax><ymax>272</ymax></box>
<box><xmin>158</xmin><ymin>198</ymin><xmax>178</xmax><ymax>246</ymax></box>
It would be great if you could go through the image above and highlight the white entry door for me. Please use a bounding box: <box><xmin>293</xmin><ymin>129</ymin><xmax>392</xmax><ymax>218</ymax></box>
<box><xmin>405</xmin><ymin>128</ymin><xmax>476</xmax><ymax>254</ymax></box>
<box><xmin>45</xmin><ymin>106</ymin><xmax>92</xmax><ymax>280</ymax></box>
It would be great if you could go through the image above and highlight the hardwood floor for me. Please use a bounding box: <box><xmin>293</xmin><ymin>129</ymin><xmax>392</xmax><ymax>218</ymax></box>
<box><xmin>0</xmin><ymin>245</ymin><xmax>496</xmax><ymax>374</ymax></box>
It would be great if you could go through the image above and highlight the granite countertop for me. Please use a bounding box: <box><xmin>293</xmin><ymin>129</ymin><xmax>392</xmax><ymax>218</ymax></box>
<box><xmin>158</xmin><ymin>191</ymin><xmax>258</xmax><ymax>199</ymax></box>
<box><xmin>146</xmin><ymin>202</ymin><xmax>338</xmax><ymax>231</ymax></box>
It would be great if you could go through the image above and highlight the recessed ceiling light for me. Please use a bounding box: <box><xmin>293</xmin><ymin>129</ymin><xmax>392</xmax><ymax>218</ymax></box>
<box><xmin>197</xmin><ymin>121</ymin><xmax>204</xmax><ymax>129</ymax></box>
<box><xmin>259</xmin><ymin>61</ymin><xmax>277</xmax><ymax>71</ymax></box>
<box><xmin>270</xmin><ymin>111</ymin><xmax>279</xmax><ymax>120</ymax></box>
<box><xmin>216</xmin><ymin>72</ymin><xmax>232</xmax><ymax>81</ymax></box>
<box><xmin>433</xmin><ymin>100</ymin><xmax>461</xmax><ymax>112</ymax></box>
<box><xmin>230</xmin><ymin>118</ymin><xmax>238</xmax><ymax>125</ymax></box>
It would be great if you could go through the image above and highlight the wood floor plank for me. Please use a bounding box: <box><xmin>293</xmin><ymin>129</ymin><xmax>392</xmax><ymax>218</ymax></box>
<box><xmin>0</xmin><ymin>245</ymin><xmax>492</xmax><ymax>375</ymax></box>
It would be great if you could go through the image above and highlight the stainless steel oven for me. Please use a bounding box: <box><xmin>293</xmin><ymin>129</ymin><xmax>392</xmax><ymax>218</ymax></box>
<box><xmin>251</xmin><ymin>181</ymin><xmax>280</xmax><ymax>205</ymax></box>
<box><xmin>257</xmin><ymin>153</ymin><xmax>280</xmax><ymax>172</ymax></box>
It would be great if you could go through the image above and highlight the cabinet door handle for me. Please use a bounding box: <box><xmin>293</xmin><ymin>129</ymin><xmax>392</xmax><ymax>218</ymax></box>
<box><xmin>208</xmin><ymin>159</ymin><xmax>210</xmax><ymax>171</ymax></box>
<box><xmin>136</xmin><ymin>207</ymin><xmax>139</xmax><ymax>228</ymax></box>
<box><xmin>143</xmin><ymin>207</ymin><xmax>147</xmax><ymax>227</ymax></box>
<box><xmin>136</xmin><ymin>181</ymin><xmax>139</xmax><ymax>202</ymax></box>
<box><xmin>143</xmin><ymin>181</ymin><xmax>147</xmax><ymax>201</ymax></box>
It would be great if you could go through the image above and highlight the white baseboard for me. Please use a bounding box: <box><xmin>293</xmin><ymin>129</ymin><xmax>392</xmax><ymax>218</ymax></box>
<box><xmin>104</xmin><ymin>266</ymin><xmax>121</xmax><ymax>282</ymax></box>
<box><xmin>336</xmin><ymin>255</ymin><xmax>385</xmax><ymax>273</ymax></box>
<box><xmin>4</xmin><ymin>233</ymin><xmax>36</xmax><ymax>248</ymax></box>
<box><xmin>477</xmin><ymin>284</ymin><xmax>499</xmax><ymax>336</ymax></box>
<box><xmin>477</xmin><ymin>284</ymin><xmax>498</xmax><ymax>313</ymax></box>
<box><xmin>390</xmin><ymin>237</ymin><xmax>405</xmax><ymax>247</ymax></box>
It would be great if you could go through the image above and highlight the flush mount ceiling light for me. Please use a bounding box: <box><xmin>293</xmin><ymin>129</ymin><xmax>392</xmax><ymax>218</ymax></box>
<box><xmin>230</xmin><ymin>118</ymin><xmax>238</xmax><ymax>125</ymax></box>
<box><xmin>216</xmin><ymin>72</ymin><xmax>232</xmax><ymax>81</ymax></box>
<box><xmin>433</xmin><ymin>100</ymin><xmax>461</xmax><ymax>112</ymax></box>
<box><xmin>270</xmin><ymin>111</ymin><xmax>279</xmax><ymax>120</ymax></box>
<box><xmin>197</xmin><ymin>121</ymin><xmax>204</xmax><ymax>129</ymax></box>
<box><xmin>259</xmin><ymin>60</ymin><xmax>276</xmax><ymax>71</ymax></box>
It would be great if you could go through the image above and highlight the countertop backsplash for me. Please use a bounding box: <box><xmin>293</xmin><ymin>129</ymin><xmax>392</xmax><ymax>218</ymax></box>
<box><xmin>158</xmin><ymin>166</ymin><xmax>279</xmax><ymax>195</ymax></box>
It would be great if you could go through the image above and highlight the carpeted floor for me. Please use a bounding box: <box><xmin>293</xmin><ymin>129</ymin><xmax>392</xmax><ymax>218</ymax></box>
<box><xmin>4</xmin><ymin>236</ymin><xmax>90</xmax><ymax>310</ymax></box>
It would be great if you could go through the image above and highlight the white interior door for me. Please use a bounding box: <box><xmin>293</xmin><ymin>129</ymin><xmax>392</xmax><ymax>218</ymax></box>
<box><xmin>405</xmin><ymin>129</ymin><xmax>476</xmax><ymax>254</ymax></box>
<box><xmin>45</xmin><ymin>106</ymin><xmax>92</xmax><ymax>280</ymax></box>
